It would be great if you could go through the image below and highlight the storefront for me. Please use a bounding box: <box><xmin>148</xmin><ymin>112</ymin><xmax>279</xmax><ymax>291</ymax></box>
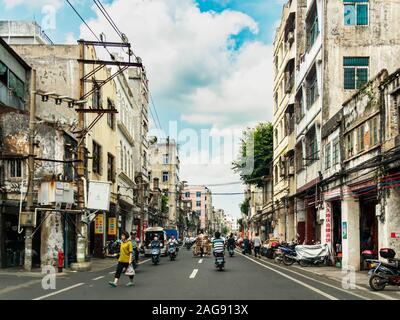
<box><xmin>305</xmin><ymin>196</ymin><xmax>320</xmax><ymax>244</ymax></box>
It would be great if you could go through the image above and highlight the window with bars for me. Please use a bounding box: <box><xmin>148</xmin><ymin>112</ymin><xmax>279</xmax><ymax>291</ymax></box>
<box><xmin>92</xmin><ymin>141</ymin><xmax>102</xmax><ymax>174</ymax></box>
<box><xmin>344</xmin><ymin>1</ymin><xmax>368</xmax><ymax>26</ymax></box>
<box><xmin>196</xmin><ymin>191</ymin><xmax>201</xmax><ymax>198</ymax></box>
<box><xmin>346</xmin><ymin>132</ymin><xmax>354</xmax><ymax>158</ymax></box>
<box><xmin>357</xmin><ymin>124</ymin><xmax>365</xmax><ymax>152</ymax></box>
<box><xmin>107</xmin><ymin>153</ymin><xmax>115</xmax><ymax>182</ymax></box>
<box><xmin>332</xmin><ymin>138</ymin><xmax>340</xmax><ymax>165</ymax></box>
<box><xmin>196</xmin><ymin>201</ymin><xmax>201</xmax><ymax>207</ymax></box>
<box><xmin>9</xmin><ymin>159</ymin><xmax>22</xmax><ymax>178</ymax></box>
<box><xmin>369</xmin><ymin>116</ymin><xmax>378</xmax><ymax>147</ymax></box>
<box><xmin>162</xmin><ymin>171</ymin><xmax>169</xmax><ymax>182</ymax></box>
<box><xmin>324</xmin><ymin>143</ymin><xmax>331</xmax><ymax>170</ymax></box>
<box><xmin>107</xmin><ymin>98</ymin><xmax>115</xmax><ymax>129</ymax></box>
<box><xmin>308</xmin><ymin>137</ymin><xmax>318</xmax><ymax>163</ymax></box>
<box><xmin>344</xmin><ymin>57</ymin><xmax>369</xmax><ymax>89</ymax></box>
<box><xmin>306</xmin><ymin>3</ymin><xmax>319</xmax><ymax>50</ymax></box>
<box><xmin>306</xmin><ymin>68</ymin><xmax>319</xmax><ymax>108</ymax></box>
<box><xmin>92</xmin><ymin>81</ymin><xmax>102</xmax><ymax>108</ymax></box>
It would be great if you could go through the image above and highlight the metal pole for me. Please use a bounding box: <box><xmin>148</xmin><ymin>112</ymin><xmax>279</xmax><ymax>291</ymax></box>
<box><xmin>24</xmin><ymin>69</ymin><xmax>36</xmax><ymax>271</ymax></box>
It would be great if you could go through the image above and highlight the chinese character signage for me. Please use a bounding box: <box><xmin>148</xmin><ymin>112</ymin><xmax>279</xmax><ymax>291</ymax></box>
<box><xmin>325</xmin><ymin>203</ymin><xmax>331</xmax><ymax>244</ymax></box>
<box><xmin>108</xmin><ymin>217</ymin><xmax>117</xmax><ymax>235</ymax></box>
<box><xmin>95</xmin><ymin>215</ymin><xmax>104</xmax><ymax>234</ymax></box>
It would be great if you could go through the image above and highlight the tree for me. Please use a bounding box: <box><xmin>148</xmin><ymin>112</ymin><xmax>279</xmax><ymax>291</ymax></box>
<box><xmin>161</xmin><ymin>193</ymin><xmax>169</xmax><ymax>213</ymax></box>
<box><xmin>232</xmin><ymin>122</ymin><xmax>273</xmax><ymax>187</ymax></box>
<box><xmin>240</xmin><ymin>198</ymin><xmax>250</xmax><ymax>216</ymax></box>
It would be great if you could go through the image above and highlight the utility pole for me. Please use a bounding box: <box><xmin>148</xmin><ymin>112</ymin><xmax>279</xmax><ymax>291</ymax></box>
<box><xmin>24</xmin><ymin>69</ymin><xmax>36</xmax><ymax>271</ymax></box>
<box><xmin>76</xmin><ymin>41</ymin><xmax>87</xmax><ymax>266</ymax></box>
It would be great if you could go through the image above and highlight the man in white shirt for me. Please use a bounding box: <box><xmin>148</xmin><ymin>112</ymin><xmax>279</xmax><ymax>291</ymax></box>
<box><xmin>253</xmin><ymin>233</ymin><xmax>262</xmax><ymax>258</ymax></box>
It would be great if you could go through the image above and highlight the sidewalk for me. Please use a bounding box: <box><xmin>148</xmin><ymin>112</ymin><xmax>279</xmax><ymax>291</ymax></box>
<box><xmin>0</xmin><ymin>258</ymin><xmax>118</xmax><ymax>277</ymax></box>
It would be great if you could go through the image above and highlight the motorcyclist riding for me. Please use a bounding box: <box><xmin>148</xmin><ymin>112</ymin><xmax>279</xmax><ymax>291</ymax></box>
<box><xmin>168</xmin><ymin>234</ymin><xmax>179</xmax><ymax>250</ymax></box>
<box><xmin>212</xmin><ymin>231</ymin><xmax>225</xmax><ymax>256</ymax></box>
<box><xmin>151</xmin><ymin>236</ymin><xmax>161</xmax><ymax>249</ymax></box>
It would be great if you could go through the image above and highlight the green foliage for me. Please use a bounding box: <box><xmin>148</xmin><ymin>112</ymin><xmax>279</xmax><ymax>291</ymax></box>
<box><xmin>161</xmin><ymin>193</ymin><xmax>169</xmax><ymax>213</ymax></box>
<box><xmin>232</xmin><ymin>122</ymin><xmax>273</xmax><ymax>187</ymax></box>
<box><xmin>240</xmin><ymin>198</ymin><xmax>250</xmax><ymax>215</ymax></box>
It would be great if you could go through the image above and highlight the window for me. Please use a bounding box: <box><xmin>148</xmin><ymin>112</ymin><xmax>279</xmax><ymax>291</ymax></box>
<box><xmin>0</xmin><ymin>61</ymin><xmax>8</xmax><ymax>86</ymax></box>
<box><xmin>369</xmin><ymin>117</ymin><xmax>378</xmax><ymax>146</ymax></box>
<box><xmin>92</xmin><ymin>141</ymin><xmax>102</xmax><ymax>174</ymax></box>
<box><xmin>296</xmin><ymin>143</ymin><xmax>304</xmax><ymax>172</ymax></box>
<box><xmin>274</xmin><ymin>165</ymin><xmax>279</xmax><ymax>183</ymax></box>
<box><xmin>306</xmin><ymin>3</ymin><xmax>319</xmax><ymax>49</ymax></box>
<box><xmin>9</xmin><ymin>159</ymin><xmax>22</xmax><ymax>178</ymax></box>
<box><xmin>346</xmin><ymin>133</ymin><xmax>354</xmax><ymax>158</ymax></box>
<box><xmin>185</xmin><ymin>192</ymin><xmax>190</xmax><ymax>198</ymax></box>
<box><xmin>107</xmin><ymin>98</ymin><xmax>115</xmax><ymax>129</ymax></box>
<box><xmin>295</xmin><ymin>91</ymin><xmax>304</xmax><ymax>123</ymax></box>
<box><xmin>309</xmin><ymin>138</ymin><xmax>318</xmax><ymax>163</ymax></box>
<box><xmin>344</xmin><ymin>1</ymin><xmax>368</xmax><ymax>26</ymax></box>
<box><xmin>163</xmin><ymin>154</ymin><xmax>169</xmax><ymax>164</ymax></box>
<box><xmin>148</xmin><ymin>171</ymin><xmax>152</xmax><ymax>182</ymax></box>
<box><xmin>196</xmin><ymin>210</ymin><xmax>201</xmax><ymax>216</ymax></box>
<box><xmin>324</xmin><ymin>143</ymin><xmax>331</xmax><ymax>170</ymax></box>
<box><xmin>344</xmin><ymin>57</ymin><xmax>369</xmax><ymax>89</ymax></box>
<box><xmin>357</xmin><ymin>124</ymin><xmax>365</xmax><ymax>152</ymax></box>
<box><xmin>124</xmin><ymin>146</ymin><xmax>127</xmax><ymax>173</ymax></box>
<box><xmin>92</xmin><ymin>81</ymin><xmax>102</xmax><ymax>108</ymax></box>
<box><xmin>120</xmin><ymin>142</ymin><xmax>123</xmax><ymax>171</ymax></box>
<box><xmin>162</xmin><ymin>171</ymin><xmax>169</xmax><ymax>182</ymax></box>
<box><xmin>196</xmin><ymin>201</ymin><xmax>201</xmax><ymax>207</ymax></box>
<box><xmin>107</xmin><ymin>153</ymin><xmax>114</xmax><ymax>182</ymax></box>
<box><xmin>332</xmin><ymin>138</ymin><xmax>340</xmax><ymax>165</ymax></box>
<box><xmin>196</xmin><ymin>191</ymin><xmax>201</xmax><ymax>198</ymax></box>
<box><xmin>143</xmin><ymin>151</ymin><xmax>147</xmax><ymax>169</ymax></box>
<box><xmin>307</xmin><ymin>67</ymin><xmax>318</xmax><ymax>108</ymax></box>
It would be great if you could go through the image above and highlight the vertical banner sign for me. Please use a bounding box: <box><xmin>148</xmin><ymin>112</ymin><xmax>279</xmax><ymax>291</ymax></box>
<box><xmin>325</xmin><ymin>203</ymin><xmax>331</xmax><ymax>244</ymax></box>
<box><xmin>108</xmin><ymin>217</ymin><xmax>117</xmax><ymax>235</ymax></box>
<box><xmin>95</xmin><ymin>215</ymin><xmax>104</xmax><ymax>234</ymax></box>
<box><xmin>342</xmin><ymin>222</ymin><xmax>348</xmax><ymax>240</ymax></box>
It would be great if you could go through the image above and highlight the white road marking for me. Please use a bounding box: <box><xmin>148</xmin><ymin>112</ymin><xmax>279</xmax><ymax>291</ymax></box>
<box><xmin>92</xmin><ymin>276</ymin><xmax>104</xmax><ymax>281</ymax></box>
<box><xmin>239</xmin><ymin>253</ymin><xmax>338</xmax><ymax>300</ymax></box>
<box><xmin>198</xmin><ymin>259</ymin><xmax>203</xmax><ymax>264</ymax></box>
<box><xmin>257</xmin><ymin>256</ymin><xmax>370</xmax><ymax>300</ymax></box>
<box><xmin>33</xmin><ymin>283</ymin><xmax>85</xmax><ymax>300</ymax></box>
<box><xmin>189</xmin><ymin>269</ymin><xmax>198</xmax><ymax>279</ymax></box>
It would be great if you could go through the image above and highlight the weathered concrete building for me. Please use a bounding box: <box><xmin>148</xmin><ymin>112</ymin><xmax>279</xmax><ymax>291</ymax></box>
<box><xmin>273</xmin><ymin>0</ymin><xmax>306</xmax><ymax>243</ymax></box>
<box><xmin>273</xmin><ymin>0</ymin><xmax>400</xmax><ymax>249</ymax></box>
<box><xmin>149</xmin><ymin>138</ymin><xmax>180</xmax><ymax>228</ymax></box>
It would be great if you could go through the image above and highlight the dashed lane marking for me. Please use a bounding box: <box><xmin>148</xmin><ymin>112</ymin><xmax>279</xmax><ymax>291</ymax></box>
<box><xmin>33</xmin><ymin>283</ymin><xmax>85</xmax><ymax>300</ymax></box>
<box><xmin>198</xmin><ymin>259</ymin><xmax>203</xmax><ymax>264</ymax></box>
<box><xmin>189</xmin><ymin>269</ymin><xmax>198</xmax><ymax>279</ymax></box>
<box><xmin>92</xmin><ymin>276</ymin><xmax>104</xmax><ymax>281</ymax></box>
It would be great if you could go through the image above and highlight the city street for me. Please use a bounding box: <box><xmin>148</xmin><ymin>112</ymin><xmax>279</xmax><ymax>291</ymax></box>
<box><xmin>1</xmin><ymin>248</ymin><xmax>399</xmax><ymax>301</ymax></box>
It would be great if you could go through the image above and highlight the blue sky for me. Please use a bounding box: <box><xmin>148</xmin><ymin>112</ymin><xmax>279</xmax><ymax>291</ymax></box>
<box><xmin>0</xmin><ymin>0</ymin><xmax>284</xmax><ymax>218</ymax></box>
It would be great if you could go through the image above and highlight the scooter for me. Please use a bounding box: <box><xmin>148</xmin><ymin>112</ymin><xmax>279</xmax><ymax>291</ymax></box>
<box><xmin>279</xmin><ymin>245</ymin><xmax>297</xmax><ymax>266</ymax></box>
<box><xmin>367</xmin><ymin>248</ymin><xmax>400</xmax><ymax>291</ymax></box>
<box><xmin>215</xmin><ymin>252</ymin><xmax>225</xmax><ymax>271</ymax></box>
<box><xmin>103</xmin><ymin>240</ymin><xmax>121</xmax><ymax>258</ymax></box>
<box><xmin>228</xmin><ymin>245</ymin><xmax>235</xmax><ymax>257</ymax></box>
<box><xmin>151</xmin><ymin>247</ymin><xmax>161</xmax><ymax>265</ymax></box>
<box><xmin>168</xmin><ymin>245</ymin><xmax>177</xmax><ymax>261</ymax></box>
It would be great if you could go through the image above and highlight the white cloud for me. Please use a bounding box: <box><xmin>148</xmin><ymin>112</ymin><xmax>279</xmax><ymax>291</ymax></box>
<box><xmin>3</xmin><ymin>0</ymin><xmax>63</xmax><ymax>10</ymax></box>
<box><xmin>80</xmin><ymin>0</ymin><xmax>273</xmax><ymax>216</ymax></box>
<box><xmin>64</xmin><ymin>32</ymin><xmax>77</xmax><ymax>44</ymax></box>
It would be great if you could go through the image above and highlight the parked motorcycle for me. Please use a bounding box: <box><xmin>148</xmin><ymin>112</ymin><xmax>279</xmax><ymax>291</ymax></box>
<box><xmin>103</xmin><ymin>240</ymin><xmax>121</xmax><ymax>258</ymax></box>
<box><xmin>367</xmin><ymin>248</ymin><xmax>400</xmax><ymax>291</ymax></box>
<box><xmin>215</xmin><ymin>252</ymin><xmax>225</xmax><ymax>271</ymax></box>
<box><xmin>151</xmin><ymin>247</ymin><xmax>161</xmax><ymax>265</ymax></box>
<box><xmin>281</xmin><ymin>243</ymin><xmax>330</xmax><ymax>267</ymax></box>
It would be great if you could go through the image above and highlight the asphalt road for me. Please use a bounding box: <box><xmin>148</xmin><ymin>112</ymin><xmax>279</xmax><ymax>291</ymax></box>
<box><xmin>0</xmin><ymin>247</ymin><xmax>399</xmax><ymax>300</ymax></box>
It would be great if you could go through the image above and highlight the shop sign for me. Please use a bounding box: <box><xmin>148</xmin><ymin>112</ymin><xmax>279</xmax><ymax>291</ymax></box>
<box><xmin>108</xmin><ymin>217</ymin><xmax>117</xmax><ymax>235</ymax></box>
<box><xmin>390</xmin><ymin>232</ymin><xmax>399</xmax><ymax>239</ymax></box>
<box><xmin>325</xmin><ymin>203</ymin><xmax>331</xmax><ymax>244</ymax></box>
<box><xmin>342</xmin><ymin>222</ymin><xmax>348</xmax><ymax>240</ymax></box>
<box><xmin>95</xmin><ymin>215</ymin><xmax>104</xmax><ymax>234</ymax></box>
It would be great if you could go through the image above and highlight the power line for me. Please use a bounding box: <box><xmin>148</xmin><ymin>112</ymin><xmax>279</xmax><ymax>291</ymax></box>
<box><xmin>93</xmin><ymin>0</ymin><xmax>123</xmax><ymax>40</ymax></box>
<box><xmin>149</xmin><ymin>93</ymin><xmax>165</xmax><ymax>138</ymax></box>
<box><xmin>66</xmin><ymin>0</ymin><xmax>101</xmax><ymax>42</ymax></box>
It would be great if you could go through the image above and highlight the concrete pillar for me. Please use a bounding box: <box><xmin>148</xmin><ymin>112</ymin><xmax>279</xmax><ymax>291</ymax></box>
<box><xmin>341</xmin><ymin>196</ymin><xmax>360</xmax><ymax>271</ymax></box>
<box><xmin>379</xmin><ymin>187</ymin><xmax>400</xmax><ymax>254</ymax></box>
<box><xmin>40</xmin><ymin>211</ymin><xmax>64</xmax><ymax>268</ymax></box>
<box><xmin>287</xmin><ymin>201</ymin><xmax>295</xmax><ymax>241</ymax></box>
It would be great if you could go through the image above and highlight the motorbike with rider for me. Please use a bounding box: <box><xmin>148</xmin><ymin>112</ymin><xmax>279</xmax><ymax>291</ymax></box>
<box><xmin>167</xmin><ymin>234</ymin><xmax>179</xmax><ymax>261</ymax></box>
<box><xmin>150</xmin><ymin>236</ymin><xmax>161</xmax><ymax>265</ymax></box>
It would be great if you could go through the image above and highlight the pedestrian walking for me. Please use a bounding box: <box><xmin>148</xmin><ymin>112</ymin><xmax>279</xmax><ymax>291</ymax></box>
<box><xmin>253</xmin><ymin>233</ymin><xmax>262</xmax><ymax>258</ymax></box>
<box><xmin>109</xmin><ymin>231</ymin><xmax>134</xmax><ymax>287</ymax></box>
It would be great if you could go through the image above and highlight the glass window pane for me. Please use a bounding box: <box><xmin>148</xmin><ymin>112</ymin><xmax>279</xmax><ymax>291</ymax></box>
<box><xmin>344</xmin><ymin>68</ymin><xmax>356</xmax><ymax>89</ymax></box>
<box><xmin>357</xmin><ymin>4</ymin><xmax>368</xmax><ymax>25</ymax></box>
<box><xmin>0</xmin><ymin>61</ymin><xmax>7</xmax><ymax>86</ymax></box>
<box><xmin>356</xmin><ymin>68</ymin><xmax>368</xmax><ymax>89</ymax></box>
<box><xmin>344</xmin><ymin>4</ymin><xmax>355</xmax><ymax>25</ymax></box>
